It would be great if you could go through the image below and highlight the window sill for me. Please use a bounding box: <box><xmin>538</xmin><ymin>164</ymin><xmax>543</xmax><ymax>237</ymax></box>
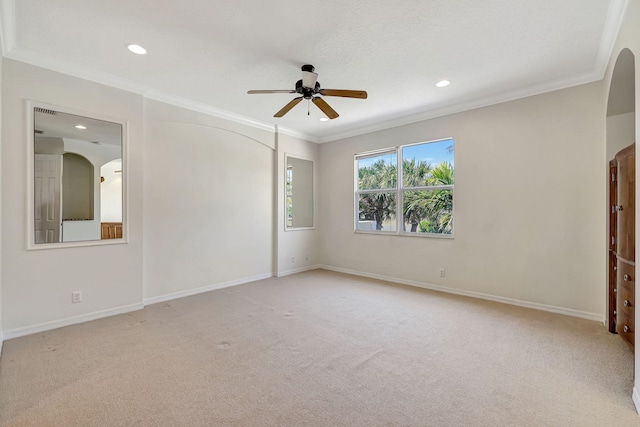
<box><xmin>354</xmin><ymin>230</ymin><xmax>454</xmax><ymax>239</ymax></box>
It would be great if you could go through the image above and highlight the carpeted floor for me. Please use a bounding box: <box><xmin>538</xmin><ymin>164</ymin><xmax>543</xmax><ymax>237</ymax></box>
<box><xmin>0</xmin><ymin>269</ymin><xmax>638</xmax><ymax>426</ymax></box>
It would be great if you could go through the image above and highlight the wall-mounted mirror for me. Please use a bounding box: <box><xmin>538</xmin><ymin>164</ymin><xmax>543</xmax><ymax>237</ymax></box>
<box><xmin>285</xmin><ymin>155</ymin><xmax>314</xmax><ymax>230</ymax></box>
<box><xmin>27</xmin><ymin>101</ymin><xmax>126</xmax><ymax>249</ymax></box>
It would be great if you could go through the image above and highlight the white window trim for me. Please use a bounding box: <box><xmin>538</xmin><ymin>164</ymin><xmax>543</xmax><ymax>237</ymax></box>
<box><xmin>354</xmin><ymin>138</ymin><xmax>454</xmax><ymax>238</ymax></box>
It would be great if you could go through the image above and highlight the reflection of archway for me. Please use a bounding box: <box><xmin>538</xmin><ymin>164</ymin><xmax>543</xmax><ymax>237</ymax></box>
<box><xmin>62</xmin><ymin>152</ymin><xmax>94</xmax><ymax>220</ymax></box>
<box><xmin>606</xmin><ymin>48</ymin><xmax>636</xmax><ymax>336</ymax></box>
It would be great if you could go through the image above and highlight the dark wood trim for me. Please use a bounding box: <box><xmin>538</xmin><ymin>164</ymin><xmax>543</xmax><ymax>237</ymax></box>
<box><xmin>609</xmin><ymin>159</ymin><xmax>617</xmax><ymax>333</ymax></box>
<box><xmin>615</xmin><ymin>143</ymin><xmax>636</xmax><ymax>161</ymax></box>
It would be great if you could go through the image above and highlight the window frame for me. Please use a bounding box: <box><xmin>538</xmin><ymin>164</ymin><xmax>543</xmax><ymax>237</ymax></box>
<box><xmin>353</xmin><ymin>148</ymin><xmax>398</xmax><ymax>233</ymax></box>
<box><xmin>354</xmin><ymin>137</ymin><xmax>454</xmax><ymax>238</ymax></box>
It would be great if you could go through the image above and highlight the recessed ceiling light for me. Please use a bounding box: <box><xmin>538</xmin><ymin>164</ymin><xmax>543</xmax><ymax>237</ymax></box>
<box><xmin>436</xmin><ymin>80</ymin><xmax>451</xmax><ymax>87</ymax></box>
<box><xmin>127</xmin><ymin>44</ymin><xmax>147</xmax><ymax>55</ymax></box>
<box><xmin>75</xmin><ymin>125</ymin><xmax>87</xmax><ymax>130</ymax></box>
<box><xmin>319</xmin><ymin>117</ymin><xmax>329</xmax><ymax>122</ymax></box>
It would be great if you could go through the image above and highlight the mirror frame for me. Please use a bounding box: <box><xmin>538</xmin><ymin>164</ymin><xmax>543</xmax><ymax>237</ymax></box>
<box><xmin>284</xmin><ymin>153</ymin><xmax>315</xmax><ymax>231</ymax></box>
<box><xmin>26</xmin><ymin>100</ymin><xmax>129</xmax><ymax>250</ymax></box>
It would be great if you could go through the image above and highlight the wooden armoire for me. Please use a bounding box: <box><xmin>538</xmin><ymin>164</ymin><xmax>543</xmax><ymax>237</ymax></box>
<box><xmin>609</xmin><ymin>143</ymin><xmax>635</xmax><ymax>347</ymax></box>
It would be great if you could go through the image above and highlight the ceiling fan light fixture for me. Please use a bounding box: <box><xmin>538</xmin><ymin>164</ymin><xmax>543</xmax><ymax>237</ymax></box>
<box><xmin>127</xmin><ymin>44</ymin><xmax>147</xmax><ymax>55</ymax></box>
<box><xmin>436</xmin><ymin>79</ymin><xmax>451</xmax><ymax>87</ymax></box>
<box><xmin>75</xmin><ymin>125</ymin><xmax>87</xmax><ymax>130</ymax></box>
<box><xmin>302</xmin><ymin>71</ymin><xmax>318</xmax><ymax>89</ymax></box>
<box><xmin>319</xmin><ymin>117</ymin><xmax>329</xmax><ymax>122</ymax></box>
<box><xmin>248</xmin><ymin>64</ymin><xmax>367</xmax><ymax>119</ymax></box>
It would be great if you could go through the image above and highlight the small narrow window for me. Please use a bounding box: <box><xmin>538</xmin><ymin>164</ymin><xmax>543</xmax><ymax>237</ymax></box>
<box><xmin>286</xmin><ymin>165</ymin><xmax>293</xmax><ymax>227</ymax></box>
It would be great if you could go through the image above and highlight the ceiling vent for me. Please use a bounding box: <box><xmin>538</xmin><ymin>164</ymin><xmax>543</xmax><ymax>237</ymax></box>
<box><xmin>34</xmin><ymin>107</ymin><xmax>57</xmax><ymax>115</ymax></box>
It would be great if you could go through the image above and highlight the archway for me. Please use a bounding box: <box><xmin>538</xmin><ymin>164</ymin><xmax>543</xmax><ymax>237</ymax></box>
<box><xmin>606</xmin><ymin>48</ymin><xmax>636</xmax><ymax>337</ymax></box>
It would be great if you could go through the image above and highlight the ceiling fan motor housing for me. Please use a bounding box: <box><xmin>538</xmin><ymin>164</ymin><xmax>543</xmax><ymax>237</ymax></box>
<box><xmin>296</xmin><ymin>79</ymin><xmax>321</xmax><ymax>99</ymax></box>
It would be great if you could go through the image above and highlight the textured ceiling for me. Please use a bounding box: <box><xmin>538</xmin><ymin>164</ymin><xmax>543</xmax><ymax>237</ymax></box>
<box><xmin>0</xmin><ymin>0</ymin><xmax>628</xmax><ymax>142</ymax></box>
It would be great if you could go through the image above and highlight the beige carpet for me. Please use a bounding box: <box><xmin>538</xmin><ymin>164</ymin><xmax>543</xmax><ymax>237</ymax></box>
<box><xmin>0</xmin><ymin>269</ymin><xmax>638</xmax><ymax>426</ymax></box>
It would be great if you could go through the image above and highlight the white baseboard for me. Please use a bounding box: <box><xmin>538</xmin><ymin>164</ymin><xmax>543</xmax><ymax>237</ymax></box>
<box><xmin>319</xmin><ymin>265</ymin><xmax>603</xmax><ymax>322</ymax></box>
<box><xmin>1</xmin><ymin>267</ymin><xmax>604</xmax><ymax>343</ymax></box>
<box><xmin>2</xmin><ymin>273</ymin><xmax>276</xmax><ymax>341</ymax></box>
<box><xmin>143</xmin><ymin>272</ymin><xmax>274</xmax><ymax>306</ymax></box>
<box><xmin>633</xmin><ymin>387</ymin><xmax>640</xmax><ymax>415</ymax></box>
<box><xmin>277</xmin><ymin>264</ymin><xmax>321</xmax><ymax>277</ymax></box>
<box><xmin>3</xmin><ymin>303</ymin><xmax>144</xmax><ymax>341</ymax></box>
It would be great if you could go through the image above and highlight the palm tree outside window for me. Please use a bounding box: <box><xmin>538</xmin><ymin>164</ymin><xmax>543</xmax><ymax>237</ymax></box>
<box><xmin>355</xmin><ymin>138</ymin><xmax>454</xmax><ymax>236</ymax></box>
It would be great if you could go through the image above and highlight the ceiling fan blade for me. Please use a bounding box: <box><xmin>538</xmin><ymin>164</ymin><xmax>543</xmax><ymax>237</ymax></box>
<box><xmin>319</xmin><ymin>89</ymin><xmax>368</xmax><ymax>99</ymax></box>
<box><xmin>302</xmin><ymin>71</ymin><xmax>318</xmax><ymax>89</ymax></box>
<box><xmin>312</xmin><ymin>97</ymin><xmax>339</xmax><ymax>119</ymax></box>
<box><xmin>274</xmin><ymin>97</ymin><xmax>303</xmax><ymax>117</ymax></box>
<box><xmin>248</xmin><ymin>90</ymin><xmax>296</xmax><ymax>94</ymax></box>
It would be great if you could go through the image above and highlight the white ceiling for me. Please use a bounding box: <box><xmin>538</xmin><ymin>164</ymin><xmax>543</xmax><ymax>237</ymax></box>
<box><xmin>35</xmin><ymin>108</ymin><xmax>122</xmax><ymax>146</ymax></box>
<box><xmin>0</xmin><ymin>0</ymin><xmax>629</xmax><ymax>142</ymax></box>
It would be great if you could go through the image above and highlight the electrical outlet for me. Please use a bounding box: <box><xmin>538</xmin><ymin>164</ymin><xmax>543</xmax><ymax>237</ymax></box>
<box><xmin>290</xmin><ymin>256</ymin><xmax>295</xmax><ymax>264</ymax></box>
<box><xmin>72</xmin><ymin>291</ymin><xmax>82</xmax><ymax>303</ymax></box>
<box><xmin>440</xmin><ymin>269</ymin><xmax>446</xmax><ymax>277</ymax></box>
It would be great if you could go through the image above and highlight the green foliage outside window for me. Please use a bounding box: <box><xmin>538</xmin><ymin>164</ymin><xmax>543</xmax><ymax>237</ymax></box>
<box><xmin>356</xmin><ymin>139</ymin><xmax>454</xmax><ymax>235</ymax></box>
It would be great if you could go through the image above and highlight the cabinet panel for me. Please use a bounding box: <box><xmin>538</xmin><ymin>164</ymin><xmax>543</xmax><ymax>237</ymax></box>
<box><xmin>616</xmin><ymin>150</ymin><xmax>635</xmax><ymax>261</ymax></box>
<box><xmin>617</xmin><ymin>260</ymin><xmax>635</xmax><ymax>290</ymax></box>
<box><xmin>617</xmin><ymin>311</ymin><xmax>635</xmax><ymax>347</ymax></box>
<box><xmin>613</xmin><ymin>143</ymin><xmax>635</xmax><ymax>349</ymax></box>
<box><xmin>617</xmin><ymin>282</ymin><xmax>635</xmax><ymax>317</ymax></box>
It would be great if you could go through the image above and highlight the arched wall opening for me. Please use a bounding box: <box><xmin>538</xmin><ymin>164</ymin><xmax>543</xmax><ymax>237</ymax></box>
<box><xmin>607</xmin><ymin>48</ymin><xmax>636</xmax><ymax>158</ymax></box>
<box><xmin>606</xmin><ymin>47</ymin><xmax>636</xmax><ymax>337</ymax></box>
<box><xmin>62</xmin><ymin>152</ymin><xmax>94</xmax><ymax>221</ymax></box>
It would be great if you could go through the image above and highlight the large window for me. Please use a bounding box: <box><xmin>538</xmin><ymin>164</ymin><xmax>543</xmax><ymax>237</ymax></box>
<box><xmin>355</xmin><ymin>138</ymin><xmax>454</xmax><ymax>236</ymax></box>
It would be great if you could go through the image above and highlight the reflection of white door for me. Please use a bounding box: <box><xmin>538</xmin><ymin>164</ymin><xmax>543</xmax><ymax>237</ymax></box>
<box><xmin>34</xmin><ymin>154</ymin><xmax>62</xmax><ymax>243</ymax></box>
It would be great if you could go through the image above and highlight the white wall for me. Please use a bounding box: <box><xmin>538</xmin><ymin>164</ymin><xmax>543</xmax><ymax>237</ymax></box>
<box><xmin>319</xmin><ymin>82</ymin><xmax>605</xmax><ymax>318</ymax></box>
<box><xmin>1</xmin><ymin>59</ymin><xmax>144</xmax><ymax>334</ymax></box>
<box><xmin>607</xmin><ymin>112</ymin><xmax>635</xmax><ymax>160</ymax></box>
<box><xmin>0</xmin><ymin>53</ymin><xmax>3</xmax><ymax>352</ymax></box>
<box><xmin>101</xmin><ymin>159</ymin><xmax>122</xmax><ymax>222</ymax></box>
<box><xmin>277</xmin><ymin>132</ymin><xmax>319</xmax><ymax>276</ymax></box>
<box><xmin>142</xmin><ymin>99</ymin><xmax>275</xmax><ymax>301</ymax></box>
<box><xmin>603</xmin><ymin>0</ymin><xmax>640</xmax><ymax>412</ymax></box>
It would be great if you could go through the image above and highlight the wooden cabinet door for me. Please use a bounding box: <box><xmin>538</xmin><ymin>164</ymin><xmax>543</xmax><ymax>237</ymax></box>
<box><xmin>616</xmin><ymin>146</ymin><xmax>635</xmax><ymax>262</ymax></box>
<box><xmin>614</xmin><ymin>143</ymin><xmax>635</xmax><ymax>347</ymax></box>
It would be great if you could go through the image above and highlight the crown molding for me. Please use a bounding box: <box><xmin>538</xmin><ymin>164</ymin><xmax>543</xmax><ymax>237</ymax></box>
<box><xmin>274</xmin><ymin>124</ymin><xmax>319</xmax><ymax>143</ymax></box>
<box><xmin>317</xmin><ymin>69</ymin><xmax>602</xmax><ymax>143</ymax></box>
<box><xmin>0</xmin><ymin>0</ymin><xmax>15</xmax><ymax>55</ymax></box>
<box><xmin>144</xmin><ymin>90</ymin><xmax>275</xmax><ymax>133</ymax></box>
<box><xmin>594</xmin><ymin>0</ymin><xmax>629</xmax><ymax>80</ymax></box>
<box><xmin>144</xmin><ymin>90</ymin><xmax>316</xmax><ymax>142</ymax></box>
<box><xmin>1</xmin><ymin>0</ymin><xmax>627</xmax><ymax>145</ymax></box>
<box><xmin>5</xmin><ymin>47</ymin><xmax>149</xmax><ymax>95</ymax></box>
<box><xmin>5</xmin><ymin>46</ymin><xmax>317</xmax><ymax>142</ymax></box>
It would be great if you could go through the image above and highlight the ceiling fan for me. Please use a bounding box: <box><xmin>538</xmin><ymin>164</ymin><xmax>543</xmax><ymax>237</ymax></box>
<box><xmin>247</xmin><ymin>64</ymin><xmax>367</xmax><ymax>120</ymax></box>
